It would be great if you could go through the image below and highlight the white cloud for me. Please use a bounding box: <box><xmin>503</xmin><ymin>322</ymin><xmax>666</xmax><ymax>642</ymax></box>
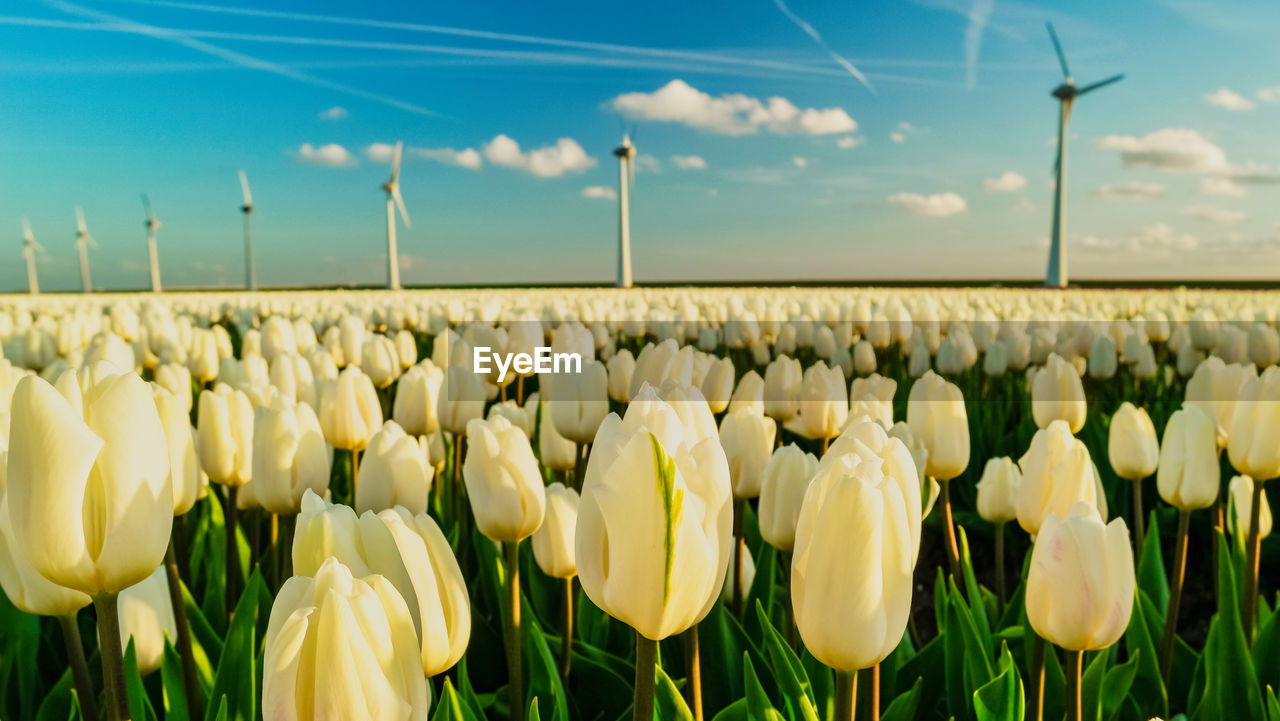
<box><xmin>890</xmin><ymin>132</ymin><xmax>906</xmax><ymax>143</ymax></box>
<box><xmin>1205</xmin><ymin>87</ymin><xmax>1253</xmax><ymax>111</ymax></box>
<box><xmin>1227</xmin><ymin>162</ymin><xmax>1280</xmax><ymax>184</ymax></box>
<box><xmin>295</xmin><ymin>143</ymin><xmax>357</xmax><ymax>167</ymax></box>
<box><xmin>413</xmin><ymin>147</ymin><xmax>483</xmax><ymax>170</ymax></box>
<box><xmin>1180</xmin><ymin>205</ymin><xmax>1247</xmax><ymax>224</ymax></box>
<box><xmin>318</xmin><ymin>106</ymin><xmax>348</xmax><ymax>121</ymax></box>
<box><xmin>1095</xmin><ymin>129</ymin><xmax>1228</xmax><ymax>173</ymax></box>
<box><xmin>983</xmin><ymin>171</ymin><xmax>1027</xmax><ymax>192</ymax></box>
<box><xmin>582</xmin><ymin>186</ymin><xmax>617</xmax><ymax>201</ymax></box>
<box><xmin>636</xmin><ymin>154</ymin><xmax>661</xmax><ymax>173</ymax></box>
<box><xmin>836</xmin><ymin>135</ymin><xmax>864</xmax><ymax>149</ymax></box>
<box><xmin>890</xmin><ymin>121</ymin><xmax>919</xmax><ymax>144</ymax></box>
<box><xmin>483</xmin><ymin>135</ymin><xmax>596</xmax><ymax>177</ymax></box>
<box><xmin>364</xmin><ymin>142</ymin><xmax>396</xmax><ymax>163</ymax></box>
<box><xmin>671</xmin><ymin>154</ymin><xmax>707</xmax><ymax>169</ymax></box>
<box><xmin>887</xmin><ymin>192</ymin><xmax>967</xmax><ymax>216</ymax></box>
<box><xmin>1096</xmin><ymin>181</ymin><xmax>1166</xmax><ymax>199</ymax></box>
<box><xmin>1131</xmin><ymin>223</ymin><xmax>1198</xmax><ymax>251</ymax></box>
<box><xmin>1258</xmin><ymin>86</ymin><xmax>1280</xmax><ymax>103</ymax></box>
<box><xmin>792</xmin><ymin>157</ymin><xmax>808</xmax><ymax>168</ymax></box>
<box><xmin>609</xmin><ymin>79</ymin><xmax>856</xmax><ymax>136</ymax></box>
<box><xmin>1201</xmin><ymin>176</ymin><xmax>1246</xmax><ymax>197</ymax></box>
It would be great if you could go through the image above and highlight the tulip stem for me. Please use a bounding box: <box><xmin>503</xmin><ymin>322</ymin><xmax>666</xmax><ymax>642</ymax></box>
<box><xmin>1131</xmin><ymin>477</ymin><xmax>1146</xmax><ymax>553</ymax></box>
<box><xmin>1244</xmin><ymin>477</ymin><xmax>1264</xmax><ymax>641</ymax></box>
<box><xmin>225</xmin><ymin>485</ymin><xmax>241</xmax><ymax>615</ymax></box>
<box><xmin>350</xmin><ymin>448</ymin><xmax>361</xmax><ymax>499</ymax></box>
<box><xmin>517</xmin><ymin>375</ymin><xmax>525</xmax><ymax>405</ymax></box>
<box><xmin>1065</xmin><ymin>649</ymin><xmax>1083</xmax><ymax>721</ymax></box>
<box><xmin>1029</xmin><ymin>634</ymin><xmax>1046</xmax><ymax>721</ymax></box>
<box><xmin>93</xmin><ymin>592</ymin><xmax>130</xmax><ymax>721</ymax></box>
<box><xmin>834</xmin><ymin>669</ymin><xmax>857</xmax><ymax>721</ymax></box>
<box><xmin>870</xmin><ymin>663</ymin><xmax>880</xmax><ymax>721</ymax></box>
<box><xmin>781</xmin><ymin>551</ymin><xmax>797</xmax><ymax>649</ymax></box>
<box><xmin>1160</xmin><ymin>509</ymin><xmax>1190</xmax><ymax>684</ymax></box>
<box><xmin>166</xmin><ymin>539</ymin><xmax>204</xmax><ymax>717</ymax></box>
<box><xmin>732</xmin><ymin>497</ymin><xmax>746</xmax><ymax>618</ymax></box>
<box><xmin>633</xmin><ymin>633</ymin><xmax>657</xmax><ymax>721</ymax></box>
<box><xmin>573</xmin><ymin>443</ymin><xmax>586</xmax><ymax>492</ymax></box>
<box><xmin>994</xmin><ymin>521</ymin><xmax>1006</xmax><ymax>613</ymax></box>
<box><xmin>56</xmin><ymin>614</ymin><xmax>98</xmax><ymax>721</ymax></box>
<box><xmin>561</xmin><ymin>577</ymin><xmax>574</xmax><ymax>680</ymax></box>
<box><xmin>683</xmin><ymin>626</ymin><xmax>704</xmax><ymax>721</ymax></box>
<box><xmin>938</xmin><ymin>478</ymin><xmax>961</xmax><ymax>579</ymax></box>
<box><xmin>503</xmin><ymin>541</ymin><xmax>524</xmax><ymax>721</ymax></box>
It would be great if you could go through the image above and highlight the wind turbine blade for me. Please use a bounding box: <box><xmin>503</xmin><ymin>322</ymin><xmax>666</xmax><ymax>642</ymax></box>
<box><xmin>1046</xmin><ymin>22</ymin><xmax>1070</xmax><ymax>78</ymax></box>
<box><xmin>392</xmin><ymin>187</ymin><xmax>411</xmax><ymax>228</ymax></box>
<box><xmin>141</xmin><ymin>193</ymin><xmax>154</xmax><ymax>220</ymax></box>
<box><xmin>239</xmin><ymin>170</ymin><xmax>253</xmax><ymax>206</ymax></box>
<box><xmin>391</xmin><ymin>141</ymin><xmax>404</xmax><ymax>182</ymax></box>
<box><xmin>76</xmin><ymin>206</ymin><xmax>87</xmax><ymax>234</ymax></box>
<box><xmin>628</xmin><ymin>155</ymin><xmax>636</xmax><ymax>188</ymax></box>
<box><xmin>22</xmin><ymin>217</ymin><xmax>33</xmax><ymax>243</ymax></box>
<box><xmin>86</xmin><ymin>234</ymin><xmax>99</xmax><ymax>249</ymax></box>
<box><xmin>1077</xmin><ymin>73</ymin><xmax>1124</xmax><ymax>96</ymax></box>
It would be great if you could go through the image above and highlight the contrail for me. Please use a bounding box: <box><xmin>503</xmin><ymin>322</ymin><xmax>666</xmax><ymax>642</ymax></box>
<box><xmin>104</xmin><ymin>0</ymin><xmax>866</xmax><ymax>81</ymax></box>
<box><xmin>964</xmin><ymin>0</ymin><xmax>994</xmax><ymax>89</ymax></box>
<box><xmin>770</xmin><ymin>0</ymin><xmax>876</xmax><ymax>94</ymax></box>
<box><xmin>39</xmin><ymin>0</ymin><xmax>442</xmax><ymax>117</ymax></box>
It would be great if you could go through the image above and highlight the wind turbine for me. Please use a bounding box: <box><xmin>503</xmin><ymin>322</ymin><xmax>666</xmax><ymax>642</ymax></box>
<box><xmin>21</xmin><ymin>218</ymin><xmax>42</xmax><ymax>295</ymax></box>
<box><xmin>74</xmin><ymin>207</ymin><xmax>97</xmax><ymax>293</ymax></box>
<box><xmin>142</xmin><ymin>194</ymin><xmax>162</xmax><ymax>292</ymax></box>
<box><xmin>613</xmin><ymin>133</ymin><xmax>636</xmax><ymax>289</ymax></box>
<box><xmin>380</xmin><ymin>141</ymin><xmax>410</xmax><ymax>291</ymax></box>
<box><xmin>1044</xmin><ymin>22</ymin><xmax>1124</xmax><ymax>288</ymax></box>
<box><xmin>239</xmin><ymin>170</ymin><xmax>256</xmax><ymax>291</ymax></box>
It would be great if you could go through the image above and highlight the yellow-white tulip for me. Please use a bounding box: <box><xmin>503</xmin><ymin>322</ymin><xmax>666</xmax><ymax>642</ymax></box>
<box><xmin>532</xmin><ymin>483</ymin><xmax>579</xmax><ymax>579</ymax></box>
<box><xmin>605</xmin><ymin>349</ymin><xmax>635</xmax><ymax>403</ymax></box>
<box><xmin>437</xmin><ymin>367</ymin><xmax>486</xmax><ymax>436</ymax></box>
<box><xmin>549</xmin><ymin>361</ymin><xmax>609</xmax><ymax>445</ymax></box>
<box><xmin>463</xmin><ymin>415</ymin><xmax>545</xmax><ymax>542</ymax></box>
<box><xmin>727</xmin><ymin>370</ymin><xmax>764</xmax><ymax>415</ymax></box>
<box><xmin>1228</xmin><ymin>475</ymin><xmax>1272</xmax><ymax>540</ymax></box>
<box><xmin>117</xmin><ymin>565</ymin><xmax>177</xmax><ymax>675</ymax></box>
<box><xmin>719</xmin><ymin>409</ymin><xmax>777</xmax><ymax>498</ymax></box>
<box><xmin>1227</xmin><ymin>371</ymin><xmax>1280</xmax><ymax>480</ymax></box>
<box><xmin>153</xmin><ymin>386</ymin><xmax>203</xmax><ymax>515</ymax></box>
<box><xmin>1031</xmin><ymin>353</ymin><xmax>1087</xmax><ymax>433</ymax></box>
<box><xmin>763</xmin><ymin>355</ymin><xmax>802</xmax><ymax>422</ymax></box>
<box><xmin>538</xmin><ymin>390</ymin><xmax>578</xmax><ymax>471</ymax></box>
<box><xmin>196</xmin><ymin>383</ymin><xmax>254</xmax><ymax>486</ymax></box>
<box><xmin>1016</xmin><ymin>420</ymin><xmax>1102</xmax><ymax>537</ymax></box>
<box><xmin>1156</xmin><ymin>405</ymin><xmax>1219</xmax><ymax>511</ymax></box>
<box><xmin>786</xmin><ymin>361</ymin><xmax>848</xmax><ymax>441</ymax></box>
<box><xmin>318</xmin><ymin>365</ymin><xmax>382</xmax><ymax>451</ymax></box>
<box><xmin>976</xmin><ymin>457</ymin><xmax>1021</xmax><ymax>524</ymax></box>
<box><xmin>906</xmin><ymin>371</ymin><xmax>970</xmax><ymax>481</ymax></box>
<box><xmin>1185</xmin><ymin>357</ymin><xmax>1256</xmax><ymax>448</ymax></box>
<box><xmin>356</xmin><ymin>421</ymin><xmax>433</xmax><ymax>516</ymax></box>
<box><xmin>252</xmin><ymin>395</ymin><xmax>332</xmax><ymax>515</ymax></box>
<box><xmin>700</xmin><ymin>357</ymin><xmax>735</xmax><ymax>414</ymax></box>
<box><xmin>392</xmin><ymin>362</ymin><xmax>443</xmax><ymax>437</ymax></box>
<box><xmin>1108</xmin><ymin>402</ymin><xmax>1159</xmax><ymax>481</ymax></box>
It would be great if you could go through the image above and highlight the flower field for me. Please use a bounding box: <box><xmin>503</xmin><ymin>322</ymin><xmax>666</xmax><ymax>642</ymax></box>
<box><xmin>0</xmin><ymin>286</ymin><xmax>1277</xmax><ymax>721</ymax></box>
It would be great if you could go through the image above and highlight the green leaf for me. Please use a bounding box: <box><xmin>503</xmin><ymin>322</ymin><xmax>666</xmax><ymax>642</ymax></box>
<box><xmin>972</xmin><ymin>643</ymin><xmax>1022</xmax><ymax>721</ymax></box>
<box><xmin>528</xmin><ymin>697</ymin><xmax>541</xmax><ymax>721</ymax></box>
<box><xmin>1123</xmin><ymin>587</ymin><xmax>1167</xmax><ymax>717</ymax></box>
<box><xmin>711</xmin><ymin>699</ymin><xmax>749</xmax><ymax>721</ymax></box>
<box><xmin>1189</xmin><ymin>532</ymin><xmax>1264</xmax><ymax>721</ymax></box>
<box><xmin>698</xmin><ymin>602</ymin><xmax>773</xmax><ymax>717</ymax></box>
<box><xmin>161</xmin><ymin>637</ymin><xmax>191</xmax><ymax>721</ymax></box>
<box><xmin>896</xmin><ymin>636</ymin><xmax>945</xmax><ymax>719</ymax></box>
<box><xmin>957</xmin><ymin>527</ymin><xmax>993</xmax><ymax>649</ymax></box>
<box><xmin>880</xmin><ymin>677</ymin><xmax>923</xmax><ymax>721</ymax></box>
<box><xmin>946</xmin><ymin>578</ymin><xmax>995</xmax><ymax>721</ymax></box>
<box><xmin>1265</xmin><ymin>686</ymin><xmax>1280</xmax><ymax>721</ymax></box>
<box><xmin>1137</xmin><ymin>511</ymin><xmax>1169</xmax><ymax>616</ymax></box>
<box><xmin>742</xmin><ymin>654</ymin><xmax>778</xmax><ymax>721</ymax></box>
<box><xmin>1099</xmin><ymin>650</ymin><xmax>1140</xmax><ymax>721</ymax></box>
<box><xmin>655</xmin><ymin>665</ymin><xmax>694</xmax><ymax>721</ymax></box>
<box><xmin>123</xmin><ymin>638</ymin><xmax>158</xmax><ymax>721</ymax></box>
<box><xmin>203</xmin><ymin>573</ymin><xmax>269</xmax><ymax>721</ymax></box>
<box><xmin>1081</xmin><ymin>649</ymin><xmax>1109</xmax><ymax>721</ymax></box>
<box><xmin>753</xmin><ymin>603</ymin><xmax>818</xmax><ymax>721</ymax></box>
<box><xmin>1255</xmin><ymin>597</ymin><xmax>1280</xmax><ymax>693</ymax></box>
<box><xmin>522</xmin><ymin>611</ymin><xmax>570</xmax><ymax>721</ymax></box>
<box><xmin>431</xmin><ymin>679</ymin><xmax>471</xmax><ymax>721</ymax></box>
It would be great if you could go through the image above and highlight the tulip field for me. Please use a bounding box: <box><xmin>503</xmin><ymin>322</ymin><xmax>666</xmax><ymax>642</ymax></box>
<box><xmin>2</xmin><ymin>286</ymin><xmax>1280</xmax><ymax>721</ymax></box>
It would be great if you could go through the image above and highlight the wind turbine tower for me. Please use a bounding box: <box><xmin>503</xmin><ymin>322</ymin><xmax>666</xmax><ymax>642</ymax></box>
<box><xmin>142</xmin><ymin>194</ymin><xmax>163</xmax><ymax>292</ymax></box>
<box><xmin>239</xmin><ymin>170</ymin><xmax>257</xmax><ymax>291</ymax></box>
<box><xmin>613</xmin><ymin>134</ymin><xmax>636</xmax><ymax>289</ymax></box>
<box><xmin>380</xmin><ymin>141</ymin><xmax>410</xmax><ymax>291</ymax></box>
<box><xmin>74</xmin><ymin>207</ymin><xmax>97</xmax><ymax>293</ymax></box>
<box><xmin>21</xmin><ymin>218</ymin><xmax>42</xmax><ymax>295</ymax></box>
<box><xmin>1044</xmin><ymin>22</ymin><xmax>1124</xmax><ymax>288</ymax></box>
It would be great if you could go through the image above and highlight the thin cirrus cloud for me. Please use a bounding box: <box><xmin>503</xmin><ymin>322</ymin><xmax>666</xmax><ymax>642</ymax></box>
<box><xmin>1204</xmin><ymin>87</ymin><xmax>1253</xmax><ymax>111</ymax></box>
<box><xmin>295</xmin><ymin>143</ymin><xmax>358</xmax><ymax>167</ymax></box>
<box><xmin>1179</xmin><ymin>205</ymin><xmax>1247</xmax><ymax>224</ymax></box>
<box><xmin>1096</xmin><ymin>181</ymin><xmax>1166</xmax><ymax>199</ymax></box>
<box><xmin>769</xmin><ymin>0</ymin><xmax>875</xmax><ymax>93</ymax></box>
<box><xmin>414</xmin><ymin>147</ymin><xmax>483</xmax><ymax>170</ymax></box>
<box><xmin>610</xmin><ymin>79</ymin><xmax>857</xmax><ymax>136</ymax></box>
<box><xmin>582</xmin><ymin>186</ymin><xmax>617</xmax><ymax>200</ymax></box>
<box><xmin>983</xmin><ymin>171</ymin><xmax>1026</xmax><ymax>192</ymax></box>
<box><xmin>671</xmin><ymin>155</ymin><xmax>708</xmax><ymax>170</ymax></box>
<box><xmin>887</xmin><ymin>192</ymin><xmax>967</xmax><ymax>216</ymax></box>
<box><xmin>318</xmin><ymin>105</ymin><xmax>348</xmax><ymax>120</ymax></box>
<box><xmin>483</xmin><ymin>135</ymin><xmax>596</xmax><ymax>177</ymax></box>
<box><xmin>1201</xmin><ymin>177</ymin><xmax>1246</xmax><ymax>197</ymax></box>
<box><xmin>837</xmin><ymin>135</ymin><xmax>864</xmax><ymax>149</ymax></box>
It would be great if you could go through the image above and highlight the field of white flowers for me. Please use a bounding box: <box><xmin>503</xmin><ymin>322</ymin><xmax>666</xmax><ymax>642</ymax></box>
<box><xmin>0</xmin><ymin>286</ymin><xmax>1277</xmax><ymax>721</ymax></box>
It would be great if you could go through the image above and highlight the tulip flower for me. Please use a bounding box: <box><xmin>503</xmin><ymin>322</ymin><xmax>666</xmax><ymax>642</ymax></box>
<box><xmin>1155</xmin><ymin>405</ymin><xmax>1218</xmax><ymax>512</ymax></box>
<box><xmin>886</xmin><ymin>421</ymin><xmax>937</xmax><ymax>519</ymax></box>
<box><xmin>1108</xmin><ymin>401</ymin><xmax>1159</xmax><ymax>549</ymax></box>
<box><xmin>392</xmin><ymin>361</ymin><xmax>443</xmax><ymax>437</ymax></box>
<box><xmin>906</xmin><ymin>370</ymin><xmax>969</xmax><ymax>576</ymax></box>
<box><xmin>318</xmin><ymin>365</ymin><xmax>383</xmax><ymax>452</ymax></box>
<box><xmin>606</xmin><ymin>349</ymin><xmax>635</xmax><ymax>403</ymax></box>
<box><xmin>533</xmin><ymin>482</ymin><xmax>580</xmax><ymax>678</ymax></box>
<box><xmin>293</xmin><ymin>491</ymin><xmax>471</xmax><ymax>676</ymax></box>
<box><xmin>727</xmin><ymin>370</ymin><xmax>765</xmax><ymax>415</ymax></box>
<box><xmin>786</xmin><ymin>361</ymin><xmax>848</xmax><ymax>447</ymax></box>
<box><xmin>1088</xmin><ymin>335</ymin><xmax>1118</xmax><ymax>379</ymax></box>
<box><xmin>720</xmin><ymin>544</ymin><xmax>755</xmax><ymax>604</ymax></box>
<box><xmin>437</xmin><ymin>366</ymin><xmax>487</xmax><ymax>437</ymax></box>
<box><xmin>356</xmin><ymin>421</ymin><xmax>433</xmax><ymax>517</ymax></box>
<box><xmin>1185</xmin><ymin>357</ymin><xmax>1256</xmax><ymax>448</ymax></box>
<box><xmin>253</xmin><ymin>395</ymin><xmax>333</xmax><ymax>515</ymax></box>
<box><xmin>849</xmin><ymin>373</ymin><xmax>896</xmax><ymax>430</ymax></box>
<box><xmin>117</xmin><ymin>565</ymin><xmax>177</xmax><ymax>676</ymax></box>
<box><xmin>757</xmin><ymin>444</ymin><xmax>819</xmax><ymax>552</ymax></box>
<box><xmin>263</xmin><ymin>557</ymin><xmax>430</xmax><ymax>720</ymax></box>
<box><xmin>1031</xmin><ymin>353</ymin><xmax>1087</xmax><ymax>433</ymax></box>
<box><xmin>154</xmin><ymin>386</ymin><xmax>203</xmax><ymax>516</ymax></box>
<box><xmin>577</xmin><ymin>382</ymin><xmax>732</xmax><ymax>721</ymax></box>
<box><xmin>1025</xmin><ymin>503</ymin><xmax>1134</xmax><ymax>721</ymax></box>
<box><xmin>700</xmin><ymin>357</ymin><xmax>735</xmax><ymax>414</ymax></box>
<box><xmin>6</xmin><ymin>369</ymin><xmax>172</xmax><ymax>719</ymax></box>
<box><xmin>1017</xmin><ymin>420</ymin><xmax>1104</xmax><ymax>537</ymax></box>
<box><xmin>1226</xmin><ymin>370</ymin><xmax>1280</xmax><ymax>636</ymax></box>
<box><xmin>538</xmin><ymin>391</ymin><xmax>579</xmax><ymax>473</ymax></box>
<box><xmin>719</xmin><ymin>406</ymin><xmax>775</xmax><ymax>614</ymax></box>
<box><xmin>488</xmin><ymin>399</ymin><xmax>535</xmax><ymax>438</ymax></box>
<box><xmin>791</xmin><ymin>417</ymin><xmax>921</xmax><ymax>719</ymax></box>
<box><xmin>976</xmin><ymin>456</ymin><xmax>1021</xmax><ymax>604</ymax></box>
<box><xmin>1228</xmin><ymin>474</ymin><xmax>1272</xmax><ymax>543</ymax></box>
<box><xmin>763</xmin><ymin>355</ymin><xmax>802</xmax><ymax>423</ymax></box>
<box><xmin>549</xmin><ymin>360</ymin><xmax>609</xmax><ymax>486</ymax></box>
<box><xmin>196</xmin><ymin>383</ymin><xmax>254</xmax><ymax>487</ymax></box>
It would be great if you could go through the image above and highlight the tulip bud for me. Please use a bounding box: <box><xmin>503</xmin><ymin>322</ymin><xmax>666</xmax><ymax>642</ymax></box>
<box><xmin>1185</xmin><ymin>357</ymin><xmax>1256</xmax><ymax>448</ymax></box>
<box><xmin>253</xmin><ymin>395</ymin><xmax>333</xmax><ymax>515</ymax></box>
<box><xmin>763</xmin><ymin>356</ymin><xmax>802</xmax><ymax>421</ymax></box>
<box><xmin>7</xmin><ymin>370</ymin><xmax>173</xmax><ymax>594</ymax></box>
<box><xmin>187</xmin><ymin>329</ymin><xmax>220</xmax><ymax>383</ymax></box>
<box><xmin>154</xmin><ymin>386</ymin><xmax>203</xmax><ymax>515</ymax></box>
<box><xmin>906</xmin><ymin>371</ymin><xmax>969</xmax><ymax>481</ymax></box>
<box><xmin>532</xmin><ymin>483</ymin><xmax>579</xmax><ymax>579</ymax></box>
<box><xmin>1155</xmin><ymin>405</ymin><xmax>1219</xmax><ymax>511</ymax></box>
<box><xmin>362</xmin><ymin>335</ymin><xmax>402</xmax><ymax>389</ymax></box>
<box><xmin>1032</xmin><ymin>354</ymin><xmax>1087</xmax><ymax>433</ymax></box>
<box><xmin>721</xmin><ymin>544</ymin><xmax>756</xmax><ymax>603</ymax></box>
<box><xmin>463</xmin><ymin>416</ymin><xmax>545</xmax><ymax>542</ymax></box>
<box><xmin>394</xmin><ymin>329</ymin><xmax>418</xmax><ymax>370</ymax></box>
<box><xmin>887</xmin><ymin>422</ymin><xmax>936</xmax><ymax>517</ymax></box>
<box><xmin>792</xmin><ymin>418</ymin><xmax>921</xmax><ymax>671</ymax></box>
<box><xmin>849</xmin><ymin>373</ymin><xmax>896</xmax><ymax>430</ymax></box>
<box><xmin>727</xmin><ymin>370</ymin><xmax>764</xmax><ymax>415</ymax></box>
<box><xmin>907</xmin><ymin>342</ymin><xmax>931</xmax><ymax>378</ymax></box>
<box><xmin>118</xmin><ymin>565</ymin><xmax>177</xmax><ymax>675</ymax></box>
<box><xmin>785</xmin><ymin>361</ymin><xmax>848</xmax><ymax>441</ymax></box>
<box><xmin>549</xmin><ymin>361</ymin><xmax>609</xmax><ymax>445</ymax></box>
<box><xmin>700</xmin><ymin>357</ymin><xmax>735</xmax><ymax>414</ymax></box>
<box><xmin>197</xmin><ymin>383</ymin><xmax>255</xmax><ymax>486</ymax></box>
<box><xmin>1088</xmin><ymin>335</ymin><xmax>1118</xmax><ymax>379</ymax></box>
<box><xmin>976</xmin><ymin>457</ymin><xmax>1021</xmax><ymax>524</ymax></box>
<box><xmin>393</xmin><ymin>362</ymin><xmax>443</xmax><ymax>437</ymax></box>
<box><xmin>1108</xmin><ymin>402</ymin><xmax>1159</xmax><ymax>481</ymax></box>
<box><xmin>154</xmin><ymin>363</ymin><xmax>193</xmax><ymax>414</ymax></box>
<box><xmin>538</xmin><ymin>390</ymin><xmax>579</xmax><ymax>471</ymax></box>
<box><xmin>293</xmin><ymin>492</ymin><xmax>471</xmax><ymax>676</ymax></box>
<box><xmin>576</xmin><ymin>383</ymin><xmax>732</xmax><ymax>640</ymax></box>
<box><xmin>758</xmin><ymin>445</ymin><xmax>819</xmax><ymax>551</ymax></box>
<box><xmin>356</xmin><ymin>421</ymin><xmax>433</xmax><ymax>516</ymax></box>
<box><xmin>263</xmin><ymin>557</ymin><xmax>430</xmax><ymax>717</ymax></box>
<box><xmin>318</xmin><ymin>366</ymin><xmax>382</xmax><ymax>451</ymax></box>
<box><xmin>1016</xmin><ymin>420</ymin><xmax>1102</xmax><ymax>537</ymax></box>
<box><xmin>1228</xmin><ymin>475</ymin><xmax>1272</xmax><ymax>541</ymax></box>
<box><xmin>983</xmin><ymin>341</ymin><xmax>1009</xmax><ymax>377</ymax></box>
<box><xmin>853</xmin><ymin>340</ymin><xmax>877</xmax><ymax>376</ymax></box>
<box><xmin>1025</xmin><ymin>503</ymin><xmax>1134</xmax><ymax>651</ymax></box>
<box><xmin>719</xmin><ymin>409</ymin><xmax>777</xmax><ymax>498</ymax></box>
<box><xmin>437</xmin><ymin>366</ymin><xmax>486</xmax><ymax>436</ymax></box>
<box><xmin>606</xmin><ymin>349</ymin><xmax>635</xmax><ymax>403</ymax></box>
<box><xmin>1227</xmin><ymin>372</ymin><xmax>1280</xmax><ymax>480</ymax></box>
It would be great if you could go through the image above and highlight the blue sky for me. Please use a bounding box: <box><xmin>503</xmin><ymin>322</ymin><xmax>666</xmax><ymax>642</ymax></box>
<box><xmin>3</xmin><ymin>0</ymin><xmax>1280</xmax><ymax>291</ymax></box>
